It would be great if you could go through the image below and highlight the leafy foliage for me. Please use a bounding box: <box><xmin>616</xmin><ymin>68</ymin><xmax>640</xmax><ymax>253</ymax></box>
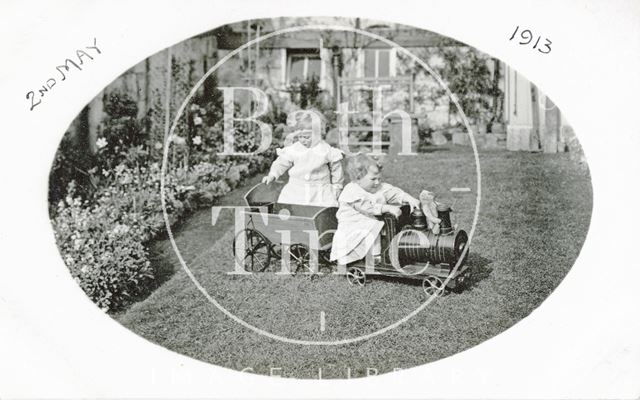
<box><xmin>49</xmin><ymin>126</ymin><xmax>96</xmax><ymax>204</ymax></box>
<box><xmin>434</xmin><ymin>48</ymin><xmax>503</xmax><ymax>127</ymax></box>
<box><xmin>97</xmin><ymin>92</ymin><xmax>146</xmax><ymax>171</ymax></box>
<box><xmin>287</xmin><ymin>75</ymin><xmax>336</xmax><ymax>130</ymax></box>
<box><xmin>52</xmin><ymin>183</ymin><xmax>154</xmax><ymax>311</ymax></box>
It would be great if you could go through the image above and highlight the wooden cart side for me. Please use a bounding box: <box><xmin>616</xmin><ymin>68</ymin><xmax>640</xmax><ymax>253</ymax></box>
<box><xmin>243</xmin><ymin>211</ymin><xmax>318</xmax><ymax>248</ymax></box>
<box><xmin>244</xmin><ymin>181</ymin><xmax>286</xmax><ymax>207</ymax></box>
<box><xmin>313</xmin><ymin>207</ymin><xmax>338</xmax><ymax>249</ymax></box>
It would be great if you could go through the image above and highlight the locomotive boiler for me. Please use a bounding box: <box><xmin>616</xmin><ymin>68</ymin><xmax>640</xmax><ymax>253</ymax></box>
<box><xmin>346</xmin><ymin>204</ymin><xmax>471</xmax><ymax>296</ymax></box>
<box><xmin>393</xmin><ymin>205</ymin><xmax>469</xmax><ymax>269</ymax></box>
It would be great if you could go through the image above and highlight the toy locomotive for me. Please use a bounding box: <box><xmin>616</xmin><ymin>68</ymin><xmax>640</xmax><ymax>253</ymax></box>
<box><xmin>233</xmin><ymin>181</ymin><xmax>470</xmax><ymax>296</ymax></box>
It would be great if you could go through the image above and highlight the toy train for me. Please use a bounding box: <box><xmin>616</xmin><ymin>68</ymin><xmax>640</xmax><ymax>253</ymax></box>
<box><xmin>232</xmin><ymin>181</ymin><xmax>471</xmax><ymax>296</ymax></box>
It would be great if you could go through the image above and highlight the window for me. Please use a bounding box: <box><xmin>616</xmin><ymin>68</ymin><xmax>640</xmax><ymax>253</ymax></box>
<box><xmin>287</xmin><ymin>49</ymin><xmax>321</xmax><ymax>84</ymax></box>
<box><xmin>364</xmin><ymin>49</ymin><xmax>394</xmax><ymax>78</ymax></box>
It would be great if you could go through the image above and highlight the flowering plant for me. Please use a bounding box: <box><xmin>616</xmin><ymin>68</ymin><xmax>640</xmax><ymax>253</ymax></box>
<box><xmin>52</xmin><ymin>183</ymin><xmax>153</xmax><ymax>311</ymax></box>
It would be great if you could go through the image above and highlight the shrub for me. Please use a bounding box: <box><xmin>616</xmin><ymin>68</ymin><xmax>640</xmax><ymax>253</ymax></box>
<box><xmin>51</xmin><ymin>161</ymin><xmax>194</xmax><ymax>310</ymax></box>
<box><xmin>49</xmin><ymin>127</ymin><xmax>96</xmax><ymax>204</ymax></box>
<box><xmin>433</xmin><ymin>48</ymin><xmax>503</xmax><ymax>128</ymax></box>
<box><xmin>96</xmin><ymin>91</ymin><xmax>146</xmax><ymax>171</ymax></box>
<box><xmin>52</xmin><ymin>184</ymin><xmax>154</xmax><ymax>311</ymax></box>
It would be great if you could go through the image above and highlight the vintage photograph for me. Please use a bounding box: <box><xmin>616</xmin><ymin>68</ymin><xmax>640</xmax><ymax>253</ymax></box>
<box><xmin>48</xmin><ymin>17</ymin><xmax>592</xmax><ymax>379</ymax></box>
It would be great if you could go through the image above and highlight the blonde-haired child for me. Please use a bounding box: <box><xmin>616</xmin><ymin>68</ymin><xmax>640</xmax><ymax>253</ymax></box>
<box><xmin>330</xmin><ymin>153</ymin><xmax>421</xmax><ymax>265</ymax></box>
<box><xmin>262</xmin><ymin>110</ymin><xmax>344</xmax><ymax>207</ymax></box>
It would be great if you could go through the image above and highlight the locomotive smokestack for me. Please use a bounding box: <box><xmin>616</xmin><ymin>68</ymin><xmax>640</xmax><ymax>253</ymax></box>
<box><xmin>437</xmin><ymin>204</ymin><xmax>453</xmax><ymax>234</ymax></box>
<box><xmin>411</xmin><ymin>208</ymin><xmax>427</xmax><ymax>230</ymax></box>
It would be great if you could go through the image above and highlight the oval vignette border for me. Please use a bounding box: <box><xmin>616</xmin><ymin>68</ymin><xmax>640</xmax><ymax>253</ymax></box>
<box><xmin>160</xmin><ymin>24</ymin><xmax>482</xmax><ymax>346</ymax></box>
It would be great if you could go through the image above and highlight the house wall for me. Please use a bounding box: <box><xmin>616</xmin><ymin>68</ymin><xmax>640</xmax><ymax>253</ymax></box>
<box><xmin>75</xmin><ymin>24</ymin><xmax>563</xmax><ymax>154</ymax></box>
<box><xmin>504</xmin><ymin>65</ymin><xmax>573</xmax><ymax>152</ymax></box>
<box><xmin>504</xmin><ymin>64</ymin><xmax>535</xmax><ymax>151</ymax></box>
<box><xmin>216</xmin><ymin>46</ymin><xmax>337</xmax><ymax>119</ymax></box>
<box><xmin>212</xmin><ymin>26</ymin><xmax>467</xmax><ymax>131</ymax></box>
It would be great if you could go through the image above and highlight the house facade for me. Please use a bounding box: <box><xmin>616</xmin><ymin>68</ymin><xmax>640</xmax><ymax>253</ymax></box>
<box><xmin>73</xmin><ymin>17</ymin><xmax>574</xmax><ymax>154</ymax></box>
<box><xmin>212</xmin><ymin>18</ymin><xmax>463</xmax><ymax>130</ymax></box>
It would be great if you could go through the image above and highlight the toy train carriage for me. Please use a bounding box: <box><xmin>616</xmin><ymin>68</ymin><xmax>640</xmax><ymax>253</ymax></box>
<box><xmin>234</xmin><ymin>181</ymin><xmax>338</xmax><ymax>273</ymax></box>
<box><xmin>234</xmin><ymin>181</ymin><xmax>472</xmax><ymax>296</ymax></box>
<box><xmin>345</xmin><ymin>204</ymin><xmax>470</xmax><ymax>296</ymax></box>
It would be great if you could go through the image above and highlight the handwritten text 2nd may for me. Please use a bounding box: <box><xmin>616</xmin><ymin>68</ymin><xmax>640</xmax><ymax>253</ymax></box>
<box><xmin>26</xmin><ymin>38</ymin><xmax>102</xmax><ymax>111</ymax></box>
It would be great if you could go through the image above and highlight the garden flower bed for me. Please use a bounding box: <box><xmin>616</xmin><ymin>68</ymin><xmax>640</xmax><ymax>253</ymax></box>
<box><xmin>51</xmin><ymin>155</ymin><xmax>271</xmax><ymax>311</ymax></box>
<box><xmin>49</xmin><ymin>90</ymin><xmax>281</xmax><ymax>312</ymax></box>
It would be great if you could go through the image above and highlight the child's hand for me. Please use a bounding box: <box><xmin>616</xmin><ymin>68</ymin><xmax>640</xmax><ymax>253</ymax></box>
<box><xmin>426</xmin><ymin>215</ymin><xmax>441</xmax><ymax>224</ymax></box>
<box><xmin>407</xmin><ymin>197</ymin><xmax>421</xmax><ymax>211</ymax></box>
<box><xmin>262</xmin><ymin>175</ymin><xmax>275</xmax><ymax>185</ymax></box>
<box><xmin>383</xmin><ymin>205</ymin><xmax>402</xmax><ymax>217</ymax></box>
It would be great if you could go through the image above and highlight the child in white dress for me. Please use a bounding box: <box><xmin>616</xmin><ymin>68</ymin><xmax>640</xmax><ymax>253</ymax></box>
<box><xmin>262</xmin><ymin>111</ymin><xmax>344</xmax><ymax>207</ymax></box>
<box><xmin>330</xmin><ymin>153</ymin><xmax>421</xmax><ymax>265</ymax></box>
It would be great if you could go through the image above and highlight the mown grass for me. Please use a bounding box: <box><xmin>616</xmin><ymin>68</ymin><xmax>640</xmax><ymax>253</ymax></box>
<box><xmin>115</xmin><ymin>146</ymin><xmax>592</xmax><ymax>379</ymax></box>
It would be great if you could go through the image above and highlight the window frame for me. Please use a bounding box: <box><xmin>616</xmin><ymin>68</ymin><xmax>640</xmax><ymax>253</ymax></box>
<box><xmin>286</xmin><ymin>49</ymin><xmax>323</xmax><ymax>86</ymax></box>
<box><xmin>363</xmin><ymin>48</ymin><xmax>396</xmax><ymax>78</ymax></box>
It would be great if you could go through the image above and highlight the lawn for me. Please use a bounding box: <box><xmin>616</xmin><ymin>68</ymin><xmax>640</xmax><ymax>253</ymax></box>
<box><xmin>115</xmin><ymin>146</ymin><xmax>592</xmax><ymax>379</ymax></box>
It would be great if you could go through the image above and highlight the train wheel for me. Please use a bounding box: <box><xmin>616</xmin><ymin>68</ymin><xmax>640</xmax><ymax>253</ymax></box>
<box><xmin>455</xmin><ymin>271</ymin><xmax>468</xmax><ymax>287</ymax></box>
<box><xmin>288</xmin><ymin>244</ymin><xmax>310</xmax><ymax>274</ymax></box>
<box><xmin>453</xmin><ymin>230</ymin><xmax>469</xmax><ymax>267</ymax></box>
<box><xmin>232</xmin><ymin>229</ymin><xmax>271</xmax><ymax>272</ymax></box>
<box><xmin>422</xmin><ymin>276</ymin><xmax>445</xmax><ymax>297</ymax></box>
<box><xmin>346</xmin><ymin>266</ymin><xmax>366</xmax><ymax>286</ymax></box>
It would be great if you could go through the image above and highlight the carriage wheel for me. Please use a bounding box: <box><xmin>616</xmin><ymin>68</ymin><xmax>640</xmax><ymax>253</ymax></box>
<box><xmin>422</xmin><ymin>276</ymin><xmax>445</xmax><ymax>297</ymax></box>
<box><xmin>269</xmin><ymin>243</ymin><xmax>283</xmax><ymax>259</ymax></box>
<box><xmin>318</xmin><ymin>249</ymin><xmax>332</xmax><ymax>265</ymax></box>
<box><xmin>232</xmin><ymin>229</ymin><xmax>271</xmax><ymax>272</ymax></box>
<box><xmin>267</xmin><ymin>244</ymin><xmax>283</xmax><ymax>271</ymax></box>
<box><xmin>288</xmin><ymin>244</ymin><xmax>310</xmax><ymax>274</ymax></box>
<box><xmin>346</xmin><ymin>266</ymin><xmax>366</xmax><ymax>286</ymax></box>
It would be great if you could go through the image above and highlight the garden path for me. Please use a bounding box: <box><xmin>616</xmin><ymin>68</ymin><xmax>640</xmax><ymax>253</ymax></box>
<box><xmin>147</xmin><ymin>174</ymin><xmax>264</xmax><ymax>288</ymax></box>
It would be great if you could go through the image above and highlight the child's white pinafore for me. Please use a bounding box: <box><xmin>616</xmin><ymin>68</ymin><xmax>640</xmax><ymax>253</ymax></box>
<box><xmin>268</xmin><ymin>141</ymin><xmax>344</xmax><ymax>207</ymax></box>
<box><xmin>330</xmin><ymin>182</ymin><xmax>414</xmax><ymax>264</ymax></box>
